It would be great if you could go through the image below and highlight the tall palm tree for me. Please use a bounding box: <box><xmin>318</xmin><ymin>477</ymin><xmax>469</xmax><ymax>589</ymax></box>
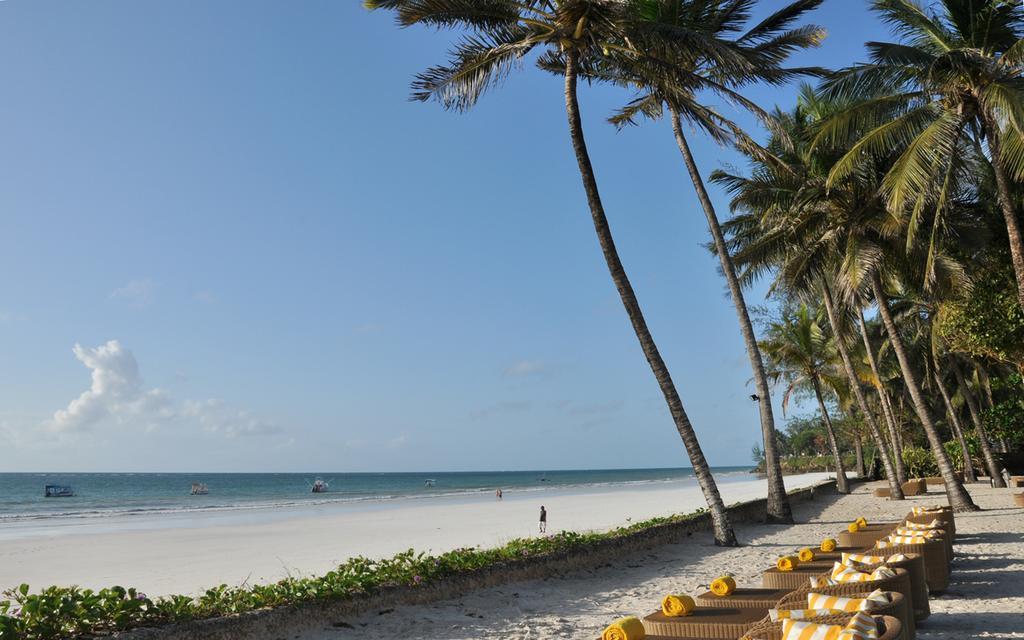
<box><xmin>579</xmin><ymin>0</ymin><xmax>827</xmax><ymax>524</ymax></box>
<box><xmin>951</xmin><ymin>358</ymin><xmax>1005</xmax><ymax>485</ymax></box>
<box><xmin>760</xmin><ymin>303</ymin><xmax>850</xmax><ymax>493</ymax></box>
<box><xmin>712</xmin><ymin>95</ymin><xmax>906</xmax><ymax>498</ymax></box>
<box><xmin>366</xmin><ymin>0</ymin><xmax>740</xmax><ymax>544</ymax></box>
<box><xmin>856</xmin><ymin>305</ymin><xmax>907</xmax><ymax>483</ymax></box>
<box><xmin>820</xmin><ymin>0</ymin><xmax>1024</xmax><ymax>310</ymax></box>
<box><xmin>932</xmin><ymin>356</ymin><xmax>977</xmax><ymax>482</ymax></box>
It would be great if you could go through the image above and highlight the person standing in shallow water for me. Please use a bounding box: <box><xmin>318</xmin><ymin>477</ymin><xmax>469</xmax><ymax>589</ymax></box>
<box><xmin>538</xmin><ymin>506</ymin><xmax>547</xmax><ymax>533</ymax></box>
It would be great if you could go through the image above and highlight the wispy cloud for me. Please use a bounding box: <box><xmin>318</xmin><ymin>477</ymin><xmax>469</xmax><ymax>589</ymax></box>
<box><xmin>502</xmin><ymin>360</ymin><xmax>546</xmax><ymax>377</ymax></box>
<box><xmin>110</xmin><ymin>278</ymin><xmax>156</xmax><ymax>308</ymax></box>
<box><xmin>470</xmin><ymin>400</ymin><xmax>532</xmax><ymax>420</ymax></box>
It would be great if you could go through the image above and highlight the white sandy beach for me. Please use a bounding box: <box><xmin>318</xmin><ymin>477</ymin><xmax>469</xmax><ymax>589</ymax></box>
<box><xmin>296</xmin><ymin>482</ymin><xmax>1024</xmax><ymax>640</ymax></box>
<box><xmin>0</xmin><ymin>473</ymin><xmax>833</xmax><ymax>597</ymax></box>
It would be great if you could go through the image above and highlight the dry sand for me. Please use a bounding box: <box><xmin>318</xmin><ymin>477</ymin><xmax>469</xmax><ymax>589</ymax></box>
<box><xmin>0</xmin><ymin>473</ymin><xmax>832</xmax><ymax>596</ymax></box>
<box><xmin>296</xmin><ymin>482</ymin><xmax>1024</xmax><ymax>640</ymax></box>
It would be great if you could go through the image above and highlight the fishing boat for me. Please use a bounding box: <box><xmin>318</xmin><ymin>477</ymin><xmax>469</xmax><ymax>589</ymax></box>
<box><xmin>190</xmin><ymin>482</ymin><xmax>209</xmax><ymax>495</ymax></box>
<box><xmin>44</xmin><ymin>485</ymin><xmax>75</xmax><ymax>498</ymax></box>
<box><xmin>311</xmin><ymin>478</ymin><xmax>328</xmax><ymax>493</ymax></box>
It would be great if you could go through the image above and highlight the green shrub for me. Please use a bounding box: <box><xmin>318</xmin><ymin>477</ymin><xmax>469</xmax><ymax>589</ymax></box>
<box><xmin>902</xmin><ymin>446</ymin><xmax>939</xmax><ymax>478</ymax></box>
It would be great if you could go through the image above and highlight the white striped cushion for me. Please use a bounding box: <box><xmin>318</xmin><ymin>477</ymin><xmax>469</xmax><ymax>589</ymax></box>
<box><xmin>841</xmin><ymin>552</ymin><xmax>885</xmax><ymax>566</ymax></box>
<box><xmin>838</xmin><ymin>611</ymin><xmax>879</xmax><ymax>639</ymax></box>
<box><xmin>894</xmin><ymin>527</ymin><xmax>940</xmax><ymax>537</ymax></box>
<box><xmin>902</xmin><ymin>519</ymin><xmax>941</xmax><ymax>530</ymax></box>
<box><xmin>770</xmin><ymin>608</ymin><xmax>839</xmax><ymax>621</ymax></box>
<box><xmin>911</xmin><ymin>506</ymin><xmax>945</xmax><ymax>515</ymax></box>
<box><xmin>806</xmin><ymin>589</ymin><xmax>890</xmax><ymax>613</ymax></box>
<box><xmin>809</xmin><ymin>575</ymin><xmax>839</xmax><ymax>588</ymax></box>
<box><xmin>831</xmin><ymin>563</ymin><xmax>896</xmax><ymax>583</ymax></box>
<box><xmin>885</xmin><ymin>534</ymin><xmax>934</xmax><ymax>545</ymax></box>
<box><xmin>781</xmin><ymin>618</ymin><xmax>843</xmax><ymax>640</ymax></box>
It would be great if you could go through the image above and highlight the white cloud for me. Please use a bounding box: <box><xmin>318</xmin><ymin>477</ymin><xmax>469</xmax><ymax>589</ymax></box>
<box><xmin>110</xmin><ymin>278</ymin><xmax>156</xmax><ymax>308</ymax></box>
<box><xmin>387</xmin><ymin>434</ymin><xmax>408</xmax><ymax>448</ymax></box>
<box><xmin>51</xmin><ymin>341</ymin><xmax>173</xmax><ymax>432</ymax></box>
<box><xmin>502</xmin><ymin>360</ymin><xmax>546</xmax><ymax>377</ymax></box>
<box><xmin>50</xmin><ymin>340</ymin><xmax>279</xmax><ymax>439</ymax></box>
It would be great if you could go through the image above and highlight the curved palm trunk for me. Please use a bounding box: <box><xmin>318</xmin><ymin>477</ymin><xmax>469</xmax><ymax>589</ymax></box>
<box><xmin>563</xmin><ymin>52</ymin><xmax>736</xmax><ymax>546</ymax></box>
<box><xmin>810</xmin><ymin>377</ymin><xmax>849</xmax><ymax>493</ymax></box>
<box><xmin>870</xmin><ymin>273</ymin><xmax>979</xmax><ymax>511</ymax></box>
<box><xmin>932</xmin><ymin>366</ymin><xmax>977</xmax><ymax>483</ymax></box>
<box><xmin>984</xmin><ymin>124</ymin><xmax>1024</xmax><ymax>310</ymax></box>
<box><xmin>822</xmin><ymin>284</ymin><xmax>904</xmax><ymax>498</ymax></box>
<box><xmin>854</xmin><ymin>434</ymin><xmax>866</xmax><ymax>478</ymax></box>
<box><xmin>951</xmin><ymin>360</ymin><xmax>1004</xmax><ymax>487</ymax></box>
<box><xmin>857</xmin><ymin>308</ymin><xmax>907</xmax><ymax>484</ymax></box>
<box><xmin>669</xmin><ymin>110</ymin><xmax>792</xmax><ymax>524</ymax></box>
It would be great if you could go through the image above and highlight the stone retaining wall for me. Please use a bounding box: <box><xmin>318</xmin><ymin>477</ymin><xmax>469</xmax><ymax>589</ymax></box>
<box><xmin>115</xmin><ymin>479</ymin><xmax>839</xmax><ymax>640</ymax></box>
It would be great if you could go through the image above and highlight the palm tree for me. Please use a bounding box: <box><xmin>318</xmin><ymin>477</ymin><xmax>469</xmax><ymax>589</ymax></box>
<box><xmin>820</xmin><ymin>0</ymin><xmax>1024</xmax><ymax>310</ymax></box>
<box><xmin>582</xmin><ymin>0</ymin><xmax>827</xmax><ymax>524</ymax></box>
<box><xmin>856</xmin><ymin>305</ymin><xmax>908</xmax><ymax>483</ymax></box>
<box><xmin>931</xmin><ymin>356</ymin><xmax>977</xmax><ymax>483</ymax></box>
<box><xmin>366</xmin><ymin>0</ymin><xmax>739</xmax><ymax>544</ymax></box>
<box><xmin>951</xmin><ymin>358</ymin><xmax>1005</xmax><ymax>485</ymax></box>
<box><xmin>712</xmin><ymin>95</ymin><xmax>906</xmax><ymax>498</ymax></box>
<box><xmin>760</xmin><ymin>303</ymin><xmax>850</xmax><ymax>493</ymax></box>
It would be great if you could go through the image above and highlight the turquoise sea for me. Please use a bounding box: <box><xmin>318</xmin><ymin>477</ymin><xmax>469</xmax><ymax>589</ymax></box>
<box><xmin>0</xmin><ymin>467</ymin><xmax>753</xmax><ymax>523</ymax></box>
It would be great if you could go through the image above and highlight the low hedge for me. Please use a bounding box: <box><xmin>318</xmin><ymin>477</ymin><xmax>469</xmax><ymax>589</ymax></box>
<box><xmin>0</xmin><ymin>509</ymin><xmax>707</xmax><ymax>639</ymax></box>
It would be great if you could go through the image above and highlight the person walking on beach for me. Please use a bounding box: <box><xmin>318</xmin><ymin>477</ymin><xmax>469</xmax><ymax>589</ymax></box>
<box><xmin>496</xmin><ymin>488</ymin><xmax>503</xmax><ymax>500</ymax></box>
<box><xmin>538</xmin><ymin>505</ymin><xmax>547</xmax><ymax>533</ymax></box>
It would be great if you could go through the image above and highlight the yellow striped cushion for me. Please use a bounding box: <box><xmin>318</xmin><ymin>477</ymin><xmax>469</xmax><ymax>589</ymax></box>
<box><xmin>806</xmin><ymin>589</ymin><xmax>891</xmax><ymax>613</ymax></box>
<box><xmin>885</xmin><ymin>534</ymin><xmax>934</xmax><ymax>545</ymax></box>
<box><xmin>911</xmin><ymin>505</ymin><xmax>945</xmax><ymax>515</ymax></box>
<box><xmin>838</xmin><ymin>612</ymin><xmax>879</xmax><ymax>639</ymax></box>
<box><xmin>902</xmin><ymin>519</ymin><xmax>941</xmax><ymax>530</ymax></box>
<box><xmin>841</xmin><ymin>552</ymin><xmax>885</xmax><ymax>566</ymax></box>
<box><xmin>770</xmin><ymin>608</ymin><xmax>841</xmax><ymax>621</ymax></box>
<box><xmin>841</xmin><ymin>552</ymin><xmax>907</xmax><ymax>566</ymax></box>
<box><xmin>781</xmin><ymin>618</ymin><xmax>843</xmax><ymax>640</ymax></box>
<box><xmin>831</xmin><ymin>563</ymin><xmax>896</xmax><ymax>583</ymax></box>
<box><xmin>894</xmin><ymin>527</ymin><xmax>940</xmax><ymax>537</ymax></box>
<box><xmin>809</xmin><ymin>575</ymin><xmax>839</xmax><ymax>588</ymax></box>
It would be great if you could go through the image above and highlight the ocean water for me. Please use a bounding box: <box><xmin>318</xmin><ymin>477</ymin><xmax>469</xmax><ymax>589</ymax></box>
<box><xmin>0</xmin><ymin>467</ymin><xmax>753</xmax><ymax>523</ymax></box>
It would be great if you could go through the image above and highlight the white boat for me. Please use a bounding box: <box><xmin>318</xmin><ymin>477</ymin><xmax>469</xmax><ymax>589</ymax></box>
<box><xmin>190</xmin><ymin>482</ymin><xmax>209</xmax><ymax>495</ymax></box>
<box><xmin>44</xmin><ymin>485</ymin><xmax>75</xmax><ymax>498</ymax></box>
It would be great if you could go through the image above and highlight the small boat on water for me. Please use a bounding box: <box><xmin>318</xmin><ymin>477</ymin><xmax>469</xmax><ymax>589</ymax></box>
<box><xmin>311</xmin><ymin>478</ymin><xmax>329</xmax><ymax>493</ymax></box>
<box><xmin>44</xmin><ymin>485</ymin><xmax>75</xmax><ymax>498</ymax></box>
<box><xmin>190</xmin><ymin>482</ymin><xmax>209</xmax><ymax>495</ymax></box>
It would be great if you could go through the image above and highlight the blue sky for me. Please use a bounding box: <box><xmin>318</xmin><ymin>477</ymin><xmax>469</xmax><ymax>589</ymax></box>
<box><xmin>0</xmin><ymin>1</ymin><xmax>889</xmax><ymax>472</ymax></box>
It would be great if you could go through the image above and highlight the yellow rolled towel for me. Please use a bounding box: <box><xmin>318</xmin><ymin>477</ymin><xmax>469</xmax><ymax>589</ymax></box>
<box><xmin>798</xmin><ymin>547</ymin><xmax>816</xmax><ymax>562</ymax></box>
<box><xmin>710</xmin><ymin>576</ymin><xmax>736</xmax><ymax>597</ymax></box>
<box><xmin>855</xmin><ymin>517</ymin><xmax>868</xmax><ymax>528</ymax></box>
<box><xmin>602</xmin><ymin>616</ymin><xmax>646</xmax><ymax>640</ymax></box>
<box><xmin>777</xmin><ymin>555</ymin><xmax>799</xmax><ymax>572</ymax></box>
<box><xmin>820</xmin><ymin>538</ymin><xmax>837</xmax><ymax>552</ymax></box>
<box><xmin>847</xmin><ymin>522</ymin><xmax>860</xmax><ymax>533</ymax></box>
<box><xmin>661</xmin><ymin>594</ymin><xmax>695</xmax><ymax>617</ymax></box>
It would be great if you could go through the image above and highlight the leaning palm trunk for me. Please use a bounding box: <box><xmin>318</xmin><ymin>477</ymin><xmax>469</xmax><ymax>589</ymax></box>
<box><xmin>951</xmin><ymin>361</ymin><xmax>1004</xmax><ymax>487</ymax></box>
<box><xmin>870</xmin><ymin>273</ymin><xmax>979</xmax><ymax>511</ymax></box>
<box><xmin>810</xmin><ymin>377</ymin><xmax>849</xmax><ymax>493</ymax></box>
<box><xmin>822</xmin><ymin>284</ymin><xmax>903</xmax><ymax>498</ymax></box>
<box><xmin>563</xmin><ymin>53</ymin><xmax>736</xmax><ymax>545</ymax></box>
<box><xmin>856</xmin><ymin>308</ymin><xmax>906</xmax><ymax>483</ymax></box>
<box><xmin>669</xmin><ymin>109</ymin><xmax>792</xmax><ymax>524</ymax></box>
<box><xmin>984</xmin><ymin>122</ymin><xmax>1024</xmax><ymax>311</ymax></box>
<box><xmin>932</xmin><ymin>364</ymin><xmax>977</xmax><ymax>483</ymax></box>
<box><xmin>854</xmin><ymin>433</ymin><xmax>866</xmax><ymax>478</ymax></box>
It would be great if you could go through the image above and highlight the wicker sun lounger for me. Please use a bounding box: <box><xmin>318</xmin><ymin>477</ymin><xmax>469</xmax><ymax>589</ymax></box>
<box><xmin>904</xmin><ymin>508</ymin><xmax>956</xmax><ymax>538</ymax></box>
<box><xmin>838</xmin><ymin>522</ymin><xmax>898</xmax><ymax>548</ymax></box>
<box><xmin>695</xmin><ymin>587</ymin><xmax>793</xmax><ymax>610</ymax></box>
<box><xmin>869</xmin><ymin>537</ymin><xmax>950</xmax><ymax>593</ymax></box>
<box><xmin>762</xmin><ymin>561</ymin><xmax>839</xmax><ymax>590</ymax></box>
<box><xmin>770</xmin><ymin>592</ymin><xmax>912</xmax><ymax>640</ymax></box>
<box><xmin>772</xmin><ymin>569</ymin><xmax>914</xmax><ymax>640</ymax></box>
<box><xmin>741</xmin><ymin>613</ymin><xmax>902</xmax><ymax>640</ymax></box>
<box><xmin>642</xmin><ymin>606</ymin><xmax>768</xmax><ymax>639</ymax></box>
<box><xmin>847</xmin><ymin>553</ymin><xmax>930</xmax><ymax>621</ymax></box>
